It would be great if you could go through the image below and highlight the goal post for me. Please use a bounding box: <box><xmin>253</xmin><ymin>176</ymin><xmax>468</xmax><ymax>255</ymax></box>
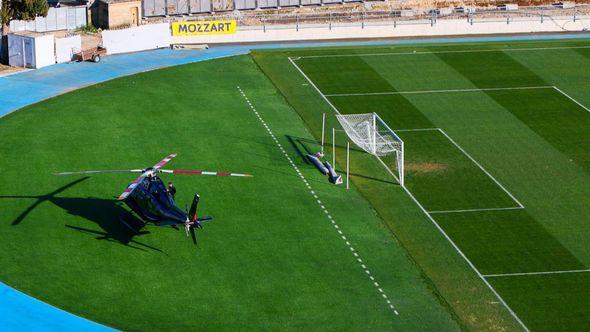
<box><xmin>335</xmin><ymin>112</ymin><xmax>404</xmax><ymax>186</ymax></box>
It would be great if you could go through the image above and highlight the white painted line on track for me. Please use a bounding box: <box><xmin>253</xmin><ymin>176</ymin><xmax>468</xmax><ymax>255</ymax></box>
<box><xmin>237</xmin><ymin>86</ymin><xmax>400</xmax><ymax>317</ymax></box>
<box><xmin>484</xmin><ymin>269</ymin><xmax>590</xmax><ymax>278</ymax></box>
<box><xmin>295</xmin><ymin>45</ymin><xmax>590</xmax><ymax>59</ymax></box>
<box><xmin>324</xmin><ymin>86</ymin><xmax>553</xmax><ymax>97</ymax></box>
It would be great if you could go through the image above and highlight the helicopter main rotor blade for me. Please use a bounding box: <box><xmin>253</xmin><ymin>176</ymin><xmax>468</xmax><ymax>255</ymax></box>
<box><xmin>160</xmin><ymin>169</ymin><xmax>252</xmax><ymax>177</ymax></box>
<box><xmin>153</xmin><ymin>154</ymin><xmax>177</xmax><ymax>170</ymax></box>
<box><xmin>54</xmin><ymin>170</ymin><xmax>143</xmax><ymax>176</ymax></box>
<box><xmin>117</xmin><ymin>173</ymin><xmax>148</xmax><ymax>201</ymax></box>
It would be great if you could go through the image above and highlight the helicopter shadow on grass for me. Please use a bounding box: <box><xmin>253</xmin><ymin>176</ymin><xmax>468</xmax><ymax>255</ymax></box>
<box><xmin>285</xmin><ymin>135</ymin><xmax>397</xmax><ymax>186</ymax></box>
<box><xmin>0</xmin><ymin>177</ymin><xmax>163</xmax><ymax>252</ymax></box>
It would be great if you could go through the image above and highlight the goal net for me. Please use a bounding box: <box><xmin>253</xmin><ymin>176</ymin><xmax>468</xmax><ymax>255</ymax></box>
<box><xmin>335</xmin><ymin>113</ymin><xmax>404</xmax><ymax>186</ymax></box>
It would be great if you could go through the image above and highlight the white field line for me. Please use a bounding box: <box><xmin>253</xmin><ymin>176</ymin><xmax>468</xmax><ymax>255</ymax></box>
<box><xmin>289</xmin><ymin>59</ymin><xmax>529</xmax><ymax>331</ymax></box>
<box><xmin>296</xmin><ymin>45</ymin><xmax>590</xmax><ymax>59</ymax></box>
<box><xmin>288</xmin><ymin>57</ymin><xmax>341</xmax><ymax>114</ymax></box>
<box><xmin>395</xmin><ymin>128</ymin><xmax>440</xmax><ymax>132</ymax></box>
<box><xmin>484</xmin><ymin>269</ymin><xmax>590</xmax><ymax>278</ymax></box>
<box><xmin>552</xmin><ymin>86</ymin><xmax>590</xmax><ymax>113</ymax></box>
<box><xmin>436</xmin><ymin>128</ymin><xmax>525</xmax><ymax>209</ymax></box>
<box><xmin>428</xmin><ymin>206</ymin><xmax>524</xmax><ymax>214</ymax></box>
<box><xmin>324</xmin><ymin>86</ymin><xmax>553</xmax><ymax>97</ymax></box>
<box><xmin>237</xmin><ymin>86</ymin><xmax>400</xmax><ymax>317</ymax></box>
<box><xmin>396</xmin><ymin>127</ymin><xmax>524</xmax><ymax>210</ymax></box>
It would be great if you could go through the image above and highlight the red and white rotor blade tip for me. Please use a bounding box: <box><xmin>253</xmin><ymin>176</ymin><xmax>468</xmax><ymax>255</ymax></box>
<box><xmin>153</xmin><ymin>154</ymin><xmax>177</xmax><ymax>170</ymax></box>
<box><xmin>160</xmin><ymin>169</ymin><xmax>252</xmax><ymax>177</ymax></box>
<box><xmin>54</xmin><ymin>169</ymin><xmax>144</xmax><ymax>176</ymax></box>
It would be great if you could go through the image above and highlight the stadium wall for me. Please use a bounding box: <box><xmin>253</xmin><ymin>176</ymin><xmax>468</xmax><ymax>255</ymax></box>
<box><xmin>172</xmin><ymin>16</ymin><xmax>590</xmax><ymax>44</ymax></box>
<box><xmin>102</xmin><ymin>23</ymin><xmax>171</xmax><ymax>54</ymax></box>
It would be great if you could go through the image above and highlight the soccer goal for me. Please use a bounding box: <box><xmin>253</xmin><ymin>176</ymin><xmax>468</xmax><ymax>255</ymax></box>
<box><xmin>335</xmin><ymin>113</ymin><xmax>404</xmax><ymax>186</ymax></box>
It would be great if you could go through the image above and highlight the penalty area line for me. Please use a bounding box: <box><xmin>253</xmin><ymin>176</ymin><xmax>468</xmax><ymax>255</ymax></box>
<box><xmin>428</xmin><ymin>206</ymin><xmax>524</xmax><ymax>214</ymax></box>
<box><xmin>483</xmin><ymin>269</ymin><xmax>590</xmax><ymax>278</ymax></box>
<box><xmin>237</xmin><ymin>86</ymin><xmax>400</xmax><ymax>317</ymax></box>
<box><xmin>324</xmin><ymin>86</ymin><xmax>553</xmax><ymax>97</ymax></box>
<box><xmin>552</xmin><ymin>86</ymin><xmax>590</xmax><ymax>113</ymax></box>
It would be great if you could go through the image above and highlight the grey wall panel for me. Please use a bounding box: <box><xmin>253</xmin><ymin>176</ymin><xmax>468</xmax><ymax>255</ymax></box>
<box><xmin>143</xmin><ymin>0</ymin><xmax>155</xmax><ymax>16</ymax></box>
<box><xmin>45</xmin><ymin>10</ymin><xmax>57</xmax><ymax>31</ymax></box>
<box><xmin>66</xmin><ymin>8</ymin><xmax>77</xmax><ymax>29</ymax></box>
<box><xmin>144</xmin><ymin>0</ymin><xmax>165</xmax><ymax>16</ymax></box>
<box><xmin>177</xmin><ymin>0</ymin><xmax>189</xmax><ymax>14</ymax></box>
<box><xmin>56</xmin><ymin>8</ymin><xmax>67</xmax><ymax>29</ymax></box>
<box><xmin>154</xmin><ymin>0</ymin><xmax>166</xmax><ymax>15</ymax></box>
<box><xmin>188</xmin><ymin>0</ymin><xmax>211</xmax><ymax>13</ymax></box>
<box><xmin>279</xmin><ymin>0</ymin><xmax>298</xmax><ymax>6</ymax></box>
<box><xmin>257</xmin><ymin>0</ymin><xmax>278</xmax><ymax>7</ymax></box>
<box><xmin>235</xmin><ymin>0</ymin><xmax>255</xmax><ymax>9</ymax></box>
<box><xmin>8</xmin><ymin>7</ymin><xmax>85</xmax><ymax>32</ymax></box>
<box><xmin>300</xmin><ymin>0</ymin><xmax>321</xmax><ymax>5</ymax></box>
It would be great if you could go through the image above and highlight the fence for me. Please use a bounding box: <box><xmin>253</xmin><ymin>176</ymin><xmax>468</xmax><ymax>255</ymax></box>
<box><xmin>10</xmin><ymin>6</ymin><xmax>87</xmax><ymax>33</ymax></box>
<box><xmin>143</xmin><ymin>0</ymin><xmax>369</xmax><ymax>17</ymax></box>
<box><xmin>155</xmin><ymin>4</ymin><xmax>590</xmax><ymax>33</ymax></box>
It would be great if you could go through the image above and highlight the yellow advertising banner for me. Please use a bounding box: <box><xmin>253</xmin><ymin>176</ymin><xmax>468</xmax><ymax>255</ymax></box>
<box><xmin>171</xmin><ymin>20</ymin><xmax>237</xmax><ymax>36</ymax></box>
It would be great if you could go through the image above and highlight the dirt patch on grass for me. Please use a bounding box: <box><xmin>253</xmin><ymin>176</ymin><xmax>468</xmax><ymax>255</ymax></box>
<box><xmin>406</xmin><ymin>162</ymin><xmax>448</xmax><ymax>173</ymax></box>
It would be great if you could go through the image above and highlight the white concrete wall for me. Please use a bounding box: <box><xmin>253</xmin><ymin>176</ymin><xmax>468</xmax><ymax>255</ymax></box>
<box><xmin>102</xmin><ymin>23</ymin><xmax>171</xmax><ymax>55</ymax></box>
<box><xmin>34</xmin><ymin>35</ymin><xmax>56</xmax><ymax>68</ymax></box>
<box><xmin>172</xmin><ymin>16</ymin><xmax>590</xmax><ymax>45</ymax></box>
<box><xmin>55</xmin><ymin>35</ymin><xmax>82</xmax><ymax>63</ymax></box>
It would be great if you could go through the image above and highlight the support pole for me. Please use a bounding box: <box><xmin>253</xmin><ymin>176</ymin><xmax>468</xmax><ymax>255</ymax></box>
<box><xmin>372</xmin><ymin>113</ymin><xmax>377</xmax><ymax>155</ymax></box>
<box><xmin>321</xmin><ymin>113</ymin><xmax>326</xmax><ymax>156</ymax></box>
<box><xmin>332</xmin><ymin>127</ymin><xmax>336</xmax><ymax>167</ymax></box>
<box><xmin>346</xmin><ymin>142</ymin><xmax>350</xmax><ymax>190</ymax></box>
<box><xmin>400</xmin><ymin>142</ymin><xmax>404</xmax><ymax>187</ymax></box>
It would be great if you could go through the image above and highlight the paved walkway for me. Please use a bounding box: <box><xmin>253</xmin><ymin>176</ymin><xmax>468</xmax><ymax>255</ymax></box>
<box><xmin>1</xmin><ymin>32</ymin><xmax>589</xmax><ymax>330</ymax></box>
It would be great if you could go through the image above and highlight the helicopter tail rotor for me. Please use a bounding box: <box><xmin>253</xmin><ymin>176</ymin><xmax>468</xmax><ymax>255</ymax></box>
<box><xmin>184</xmin><ymin>193</ymin><xmax>213</xmax><ymax>245</ymax></box>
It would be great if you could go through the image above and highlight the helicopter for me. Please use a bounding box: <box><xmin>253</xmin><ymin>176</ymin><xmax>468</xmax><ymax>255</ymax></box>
<box><xmin>55</xmin><ymin>154</ymin><xmax>251</xmax><ymax>244</ymax></box>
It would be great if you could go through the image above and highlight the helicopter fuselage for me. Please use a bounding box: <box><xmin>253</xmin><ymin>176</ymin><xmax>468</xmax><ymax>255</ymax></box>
<box><xmin>124</xmin><ymin>176</ymin><xmax>188</xmax><ymax>225</ymax></box>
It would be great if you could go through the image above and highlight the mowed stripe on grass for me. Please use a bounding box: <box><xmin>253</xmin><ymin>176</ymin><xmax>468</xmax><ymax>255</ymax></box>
<box><xmin>254</xmin><ymin>38</ymin><xmax>590</xmax><ymax>331</ymax></box>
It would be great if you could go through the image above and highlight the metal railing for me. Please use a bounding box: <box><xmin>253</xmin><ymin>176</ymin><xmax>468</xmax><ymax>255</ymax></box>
<box><xmin>153</xmin><ymin>4</ymin><xmax>590</xmax><ymax>32</ymax></box>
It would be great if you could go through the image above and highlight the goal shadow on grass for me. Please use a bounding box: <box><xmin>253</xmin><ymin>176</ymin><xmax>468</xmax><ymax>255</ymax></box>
<box><xmin>285</xmin><ymin>135</ymin><xmax>397</xmax><ymax>186</ymax></box>
<box><xmin>0</xmin><ymin>177</ymin><xmax>163</xmax><ymax>252</ymax></box>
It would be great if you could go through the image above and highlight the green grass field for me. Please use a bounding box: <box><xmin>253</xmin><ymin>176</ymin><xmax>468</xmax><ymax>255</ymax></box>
<box><xmin>252</xmin><ymin>38</ymin><xmax>590</xmax><ymax>331</ymax></box>
<box><xmin>2</xmin><ymin>37</ymin><xmax>590</xmax><ymax>331</ymax></box>
<box><xmin>0</xmin><ymin>55</ymin><xmax>458</xmax><ymax>330</ymax></box>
